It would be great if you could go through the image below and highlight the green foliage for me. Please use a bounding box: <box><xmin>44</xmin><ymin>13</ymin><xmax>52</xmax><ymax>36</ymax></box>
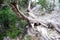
<box><xmin>7</xmin><ymin>26</ymin><xmax>20</xmax><ymax>38</ymax></box>
<box><xmin>37</xmin><ymin>0</ymin><xmax>55</xmax><ymax>11</ymax></box>
<box><xmin>0</xmin><ymin>5</ymin><xmax>27</xmax><ymax>39</ymax></box>
<box><xmin>26</xmin><ymin>35</ymin><xmax>31</xmax><ymax>40</ymax></box>
<box><xmin>0</xmin><ymin>34</ymin><xmax>4</xmax><ymax>40</ymax></box>
<box><xmin>38</xmin><ymin>0</ymin><xmax>48</xmax><ymax>8</ymax></box>
<box><xmin>19</xmin><ymin>0</ymin><xmax>28</xmax><ymax>10</ymax></box>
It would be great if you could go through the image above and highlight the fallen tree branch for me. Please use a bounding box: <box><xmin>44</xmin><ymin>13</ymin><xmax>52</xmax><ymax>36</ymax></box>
<box><xmin>9</xmin><ymin>0</ymin><xmax>35</xmax><ymax>28</ymax></box>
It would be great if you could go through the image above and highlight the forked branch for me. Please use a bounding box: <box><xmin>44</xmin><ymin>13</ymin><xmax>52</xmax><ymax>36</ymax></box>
<box><xmin>9</xmin><ymin>0</ymin><xmax>33</xmax><ymax>28</ymax></box>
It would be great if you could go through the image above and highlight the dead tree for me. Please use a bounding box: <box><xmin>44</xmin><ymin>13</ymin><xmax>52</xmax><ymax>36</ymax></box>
<box><xmin>9</xmin><ymin>0</ymin><xmax>60</xmax><ymax>40</ymax></box>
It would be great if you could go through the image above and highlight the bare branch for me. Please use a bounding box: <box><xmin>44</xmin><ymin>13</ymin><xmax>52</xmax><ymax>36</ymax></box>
<box><xmin>27</xmin><ymin>0</ymin><xmax>31</xmax><ymax>12</ymax></box>
<box><xmin>9</xmin><ymin>0</ymin><xmax>28</xmax><ymax>20</ymax></box>
<box><xmin>9</xmin><ymin>0</ymin><xmax>34</xmax><ymax>29</ymax></box>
